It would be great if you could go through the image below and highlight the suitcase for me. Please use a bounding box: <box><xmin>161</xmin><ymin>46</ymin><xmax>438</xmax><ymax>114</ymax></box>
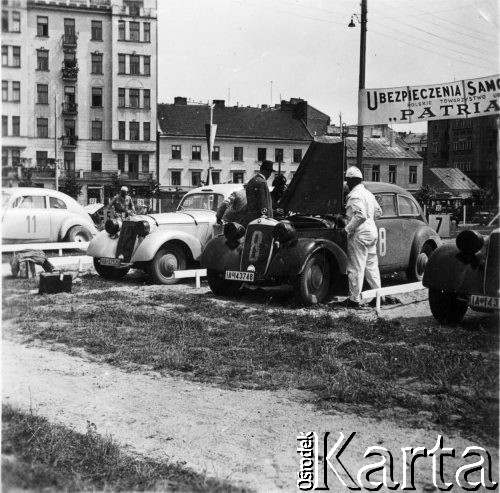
<box><xmin>39</xmin><ymin>272</ymin><xmax>73</xmax><ymax>294</ymax></box>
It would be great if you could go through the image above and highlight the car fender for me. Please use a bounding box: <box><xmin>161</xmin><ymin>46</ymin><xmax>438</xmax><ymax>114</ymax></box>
<box><xmin>131</xmin><ymin>230</ymin><xmax>203</xmax><ymax>263</ymax></box>
<box><xmin>86</xmin><ymin>230</ymin><xmax>119</xmax><ymax>258</ymax></box>
<box><xmin>200</xmin><ymin>234</ymin><xmax>243</xmax><ymax>272</ymax></box>
<box><xmin>408</xmin><ymin>226</ymin><xmax>442</xmax><ymax>265</ymax></box>
<box><xmin>59</xmin><ymin>215</ymin><xmax>97</xmax><ymax>240</ymax></box>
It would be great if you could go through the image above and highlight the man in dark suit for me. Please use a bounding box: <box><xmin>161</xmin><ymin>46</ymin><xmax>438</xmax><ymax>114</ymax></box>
<box><xmin>245</xmin><ymin>160</ymin><xmax>274</xmax><ymax>225</ymax></box>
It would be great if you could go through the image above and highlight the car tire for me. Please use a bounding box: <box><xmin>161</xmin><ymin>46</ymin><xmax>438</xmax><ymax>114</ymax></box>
<box><xmin>294</xmin><ymin>252</ymin><xmax>331</xmax><ymax>305</ymax></box>
<box><xmin>93</xmin><ymin>258</ymin><xmax>130</xmax><ymax>280</ymax></box>
<box><xmin>66</xmin><ymin>225</ymin><xmax>92</xmax><ymax>243</ymax></box>
<box><xmin>407</xmin><ymin>242</ymin><xmax>435</xmax><ymax>282</ymax></box>
<box><xmin>149</xmin><ymin>244</ymin><xmax>186</xmax><ymax>285</ymax></box>
<box><xmin>428</xmin><ymin>289</ymin><xmax>468</xmax><ymax>325</ymax></box>
<box><xmin>207</xmin><ymin>269</ymin><xmax>242</xmax><ymax>296</ymax></box>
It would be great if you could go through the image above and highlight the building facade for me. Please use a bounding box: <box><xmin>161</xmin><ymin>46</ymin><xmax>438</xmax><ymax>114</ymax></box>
<box><xmin>2</xmin><ymin>0</ymin><xmax>157</xmax><ymax>204</ymax></box>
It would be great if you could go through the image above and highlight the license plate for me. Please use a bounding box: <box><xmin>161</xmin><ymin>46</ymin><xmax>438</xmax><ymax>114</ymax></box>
<box><xmin>225</xmin><ymin>271</ymin><xmax>254</xmax><ymax>282</ymax></box>
<box><xmin>470</xmin><ymin>295</ymin><xmax>500</xmax><ymax>309</ymax></box>
<box><xmin>100</xmin><ymin>257</ymin><xmax>121</xmax><ymax>267</ymax></box>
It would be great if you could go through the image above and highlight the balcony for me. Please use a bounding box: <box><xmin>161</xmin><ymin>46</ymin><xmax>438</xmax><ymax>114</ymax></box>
<box><xmin>61</xmin><ymin>101</ymin><xmax>78</xmax><ymax>115</ymax></box>
<box><xmin>120</xmin><ymin>171</ymin><xmax>153</xmax><ymax>181</ymax></box>
<box><xmin>61</xmin><ymin>135</ymin><xmax>78</xmax><ymax>147</ymax></box>
<box><xmin>61</xmin><ymin>61</ymin><xmax>79</xmax><ymax>81</ymax></box>
<box><xmin>62</xmin><ymin>33</ymin><xmax>78</xmax><ymax>49</ymax></box>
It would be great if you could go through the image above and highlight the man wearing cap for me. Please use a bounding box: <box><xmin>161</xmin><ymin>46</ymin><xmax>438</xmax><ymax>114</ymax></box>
<box><xmin>245</xmin><ymin>160</ymin><xmax>274</xmax><ymax>225</ymax></box>
<box><xmin>109</xmin><ymin>186</ymin><xmax>136</xmax><ymax>218</ymax></box>
<box><xmin>342</xmin><ymin>166</ymin><xmax>382</xmax><ymax>308</ymax></box>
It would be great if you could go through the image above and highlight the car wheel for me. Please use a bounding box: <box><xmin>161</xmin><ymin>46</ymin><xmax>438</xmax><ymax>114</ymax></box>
<box><xmin>428</xmin><ymin>289</ymin><xmax>468</xmax><ymax>325</ymax></box>
<box><xmin>93</xmin><ymin>258</ymin><xmax>130</xmax><ymax>280</ymax></box>
<box><xmin>294</xmin><ymin>252</ymin><xmax>331</xmax><ymax>305</ymax></box>
<box><xmin>207</xmin><ymin>269</ymin><xmax>242</xmax><ymax>296</ymax></box>
<box><xmin>407</xmin><ymin>242</ymin><xmax>435</xmax><ymax>282</ymax></box>
<box><xmin>149</xmin><ymin>245</ymin><xmax>186</xmax><ymax>285</ymax></box>
<box><xmin>66</xmin><ymin>225</ymin><xmax>92</xmax><ymax>242</ymax></box>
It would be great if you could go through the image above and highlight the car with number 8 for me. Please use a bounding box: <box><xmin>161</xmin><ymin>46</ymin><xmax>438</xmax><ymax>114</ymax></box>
<box><xmin>201</xmin><ymin>141</ymin><xmax>442</xmax><ymax>305</ymax></box>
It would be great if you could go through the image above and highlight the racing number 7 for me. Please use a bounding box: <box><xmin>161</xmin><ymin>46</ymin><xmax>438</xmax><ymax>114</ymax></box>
<box><xmin>434</xmin><ymin>216</ymin><xmax>443</xmax><ymax>234</ymax></box>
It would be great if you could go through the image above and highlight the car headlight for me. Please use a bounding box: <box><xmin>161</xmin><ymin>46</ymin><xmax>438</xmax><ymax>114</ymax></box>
<box><xmin>105</xmin><ymin>218</ymin><xmax>121</xmax><ymax>236</ymax></box>
<box><xmin>136</xmin><ymin>220</ymin><xmax>150</xmax><ymax>237</ymax></box>
<box><xmin>456</xmin><ymin>230</ymin><xmax>484</xmax><ymax>255</ymax></box>
<box><xmin>273</xmin><ymin>220</ymin><xmax>297</xmax><ymax>245</ymax></box>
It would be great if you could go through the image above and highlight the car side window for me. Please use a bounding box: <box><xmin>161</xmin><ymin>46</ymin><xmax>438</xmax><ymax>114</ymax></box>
<box><xmin>375</xmin><ymin>194</ymin><xmax>397</xmax><ymax>217</ymax></box>
<box><xmin>18</xmin><ymin>195</ymin><xmax>46</xmax><ymax>209</ymax></box>
<box><xmin>398</xmin><ymin>195</ymin><xmax>420</xmax><ymax>216</ymax></box>
<box><xmin>49</xmin><ymin>197</ymin><xmax>67</xmax><ymax>209</ymax></box>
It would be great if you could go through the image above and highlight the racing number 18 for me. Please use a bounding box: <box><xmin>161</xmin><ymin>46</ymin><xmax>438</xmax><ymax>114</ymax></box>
<box><xmin>378</xmin><ymin>227</ymin><xmax>386</xmax><ymax>256</ymax></box>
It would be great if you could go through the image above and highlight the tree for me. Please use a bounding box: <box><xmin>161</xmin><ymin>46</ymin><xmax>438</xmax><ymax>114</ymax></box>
<box><xmin>18</xmin><ymin>168</ymin><xmax>33</xmax><ymax>187</ymax></box>
<box><xmin>110</xmin><ymin>173</ymin><xmax>124</xmax><ymax>196</ymax></box>
<box><xmin>145</xmin><ymin>177</ymin><xmax>160</xmax><ymax>199</ymax></box>
<box><xmin>414</xmin><ymin>184</ymin><xmax>436</xmax><ymax>207</ymax></box>
<box><xmin>59</xmin><ymin>173</ymin><xmax>82</xmax><ymax>199</ymax></box>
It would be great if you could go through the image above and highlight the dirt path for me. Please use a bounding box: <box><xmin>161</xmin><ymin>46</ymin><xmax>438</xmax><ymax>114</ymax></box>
<box><xmin>3</xmin><ymin>337</ymin><xmax>498</xmax><ymax>492</ymax></box>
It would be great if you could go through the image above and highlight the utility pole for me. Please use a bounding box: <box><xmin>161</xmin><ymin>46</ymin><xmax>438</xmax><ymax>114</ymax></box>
<box><xmin>54</xmin><ymin>93</ymin><xmax>58</xmax><ymax>190</ymax></box>
<box><xmin>356</xmin><ymin>0</ymin><xmax>367</xmax><ymax>173</ymax></box>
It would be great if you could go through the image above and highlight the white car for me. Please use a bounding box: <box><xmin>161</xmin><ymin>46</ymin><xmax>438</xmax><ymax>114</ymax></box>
<box><xmin>87</xmin><ymin>183</ymin><xmax>244</xmax><ymax>284</ymax></box>
<box><xmin>2</xmin><ymin>187</ymin><xmax>97</xmax><ymax>244</ymax></box>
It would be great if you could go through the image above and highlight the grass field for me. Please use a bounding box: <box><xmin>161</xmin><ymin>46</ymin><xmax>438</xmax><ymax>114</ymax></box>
<box><xmin>3</xmin><ymin>274</ymin><xmax>498</xmax><ymax>446</ymax></box>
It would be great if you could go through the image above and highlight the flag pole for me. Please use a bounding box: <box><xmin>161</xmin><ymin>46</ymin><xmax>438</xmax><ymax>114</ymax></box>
<box><xmin>208</xmin><ymin>104</ymin><xmax>213</xmax><ymax>185</ymax></box>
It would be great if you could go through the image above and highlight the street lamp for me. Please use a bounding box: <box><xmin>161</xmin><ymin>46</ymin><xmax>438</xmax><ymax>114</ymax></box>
<box><xmin>348</xmin><ymin>0</ymin><xmax>367</xmax><ymax>174</ymax></box>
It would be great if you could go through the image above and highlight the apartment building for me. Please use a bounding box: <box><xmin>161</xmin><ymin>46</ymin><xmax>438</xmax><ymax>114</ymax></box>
<box><xmin>1</xmin><ymin>0</ymin><xmax>157</xmax><ymax>204</ymax></box>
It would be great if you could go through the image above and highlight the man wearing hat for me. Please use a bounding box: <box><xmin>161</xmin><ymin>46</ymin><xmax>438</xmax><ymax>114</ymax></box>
<box><xmin>245</xmin><ymin>160</ymin><xmax>274</xmax><ymax>225</ymax></box>
<box><xmin>109</xmin><ymin>185</ymin><xmax>136</xmax><ymax>219</ymax></box>
<box><xmin>342</xmin><ymin>166</ymin><xmax>382</xmax><ymax>308</ymax></box>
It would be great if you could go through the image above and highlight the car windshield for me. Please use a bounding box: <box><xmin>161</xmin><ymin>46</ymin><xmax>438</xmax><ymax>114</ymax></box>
<box><xmin>2</xmin><ymin>191</ymin><xmax>11</xmax><ymax>208</ymax></box>
<box><xmin>177</xmin><ymin>193</ymin><xmax>224</xmax><ymax>212</ymax></box>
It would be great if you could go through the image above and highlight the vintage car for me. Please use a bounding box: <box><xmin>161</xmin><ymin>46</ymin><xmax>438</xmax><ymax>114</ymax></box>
<box><xmin>87</xmin><ymin>183</ymin><xmax>243</xmax><ymax>283</ymax></box>
<box><xmin>201</xmin><ymin>141</ymin><xmax>442</xmax><ymax>305</ymax></box>
<box><xmin>423</xmin><ymin>229</ymin><xmax>499</xmax><ymax>324</ymax></box>
<box><xmin>2</xmin><ymin>187</ymin><xmax>97</xmax><ymax>244</ymax></box>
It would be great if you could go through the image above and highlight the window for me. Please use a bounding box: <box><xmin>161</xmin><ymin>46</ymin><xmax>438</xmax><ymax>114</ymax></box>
<box><xmin>192</xmin><ymin>145</ymin><xmax>201</xmax><ymax>160</ymax></box>
<box><xmin>129</xmin><ymin>121</ymin><xmax>139</xmax><ymax>140</ymax></box>
<box><xmin>211</xmin><ymin>171</ymin><xmax>220</xmax><ymax>184</ymax></box>
<box><xmin>118</xmin><ymin>121</ymin><xmax>125</xmax><ymax>140</ymax></box>
<box><xmin>126</xmin><ymin>1</ymin><xmax>141</xmax><ymax>16</ymax></box>
<box><xmin>12</xmin><ymin>81</ymin><xmax>19</xmax><ymax>101</ymax></box>
<box><xmin>12</xmin><ymin>11</ymin><xmax>20</xmax><ymax>32</ymax></box>
<box><xmin>118</xmin><ymin>20</ymin><xmax>125</xmax><ymax>40</ymax></box>
<box><xmin>171</xmin><ymin>170</ymin><xmax>181</xmax><ymax>186</ymax></box>
<box><xmin>128</xmin><ymin>153</ymin><xmax>138</xmax><ymax>175</ymax></box>
<box><xmin>129</xmin><ymin>88</ymin><xmax>139</xmax><ymax>108</ymax></box>
<box><xmin>130</xmin><ymin>55</ymin><xmax>139</xmax><ymax>74</ymax></box>
<box><xmin>2</xmin><ymin>80</ymin><xmax>7</xmax><ymax>101</ymax></box>
<box><xmin>191</xmin><ymin>171</ymin><xmax>201</xmax><ymax>187</ymax></box>
<box><xmin>37</xmin><ymin>49</ymin><xmax>48</xmax><ymax>70</ymax></box>
<box><xmin>1</xmin><ymin>45</ymin><xmax>7</xmax><ymax>66</ymax></box>
<box><xmin>117</xmin><ymin>153</ymin><xmax>125</xmax><ymax>172</ymax></box>
<box><xmin>37</xmin><ymin>16</ymin><xmax>48</xmax><ymax>36</ymax></box>
<box><xmin>2</xmin><ymin>10</ymin><xmax>7</xmax><ymax>32</ymax></box>
<box><xmin>143</xmin><ymin>22</ymin><xmax>150</xmax><ymax>42</ymax></box>
<box><xmin>293</xmin><ymin>149</ymin><xmax>302</xmax><ymax>163</ymax></box>
<box><xmin>172</xmin><ymin>145</ymin><xmax>181</xmax><ymax>159</ymax></box>
<box><xmin>64</xmin><ymin>85</ymin><xmax>75</xmax><ymax>103</ymax></box>
<box><xmin>91</xmin><ymin>120</ymin><xmax>102</xmax><ymax>140</ymax></box>
<box><xmin>257</xmin><ymin>148</ymin><xmax>266</xmax><ymax>161</ymax></box>
<box><xmin>398</xmin><ymin>195</ymin><xmax>419</xmax><ymax>216</ymax></box>
<box><xmin>50</xmin><ymin>196</ymin><xmax>67</xmax><ymax>209</ymax></box>
<box><xmin>91</xmin><ymin>87</ymin><xmax>102</xmax><ymax>107</ymax></box>
<box><xmin>143</xmin><ymin>56</ymin><xmax>150</xmax><ymax>75</ymax></box>
<box><xmin>36</xmin><ymin>150</ymin><xmax>47</xmax><ymax>166</ymax></box>
<box><xmin>2</xmin><ymin>148</ymin><xmax>7</xmax><ymax>166</ymax></box>
<box><xmin>2</xmin><ymin>115</ymin><xmax>7</xmax><ymax>136</ymax></box>
<box><xmin>91</xmin><ymin>153</ymin><xmax>102</xmax><ymax>172</ymax></box>
<box><xmin>64</xmin><ymin>119</ymin><xmax>75</xmax><ymax>137</ymax></box>
<box><xmin>371</xmin><ymin>165</ymin><xmax>380</xmax><ymax>182</ymax></box>
<box><xmin>12</xmin><ymin>115</ymin><xmax>19</xmax><ymax>136</ymax></box>
<box><xmin>91</xmin><ymin>20</ymin><xmax>102</xmax><ymax>41</ymax></box>
<box><xmin>12</xmin><ymin>149</ymin><xmax>20</xmax><ymax>165</ymax></box>
<box><xmin>212</xmin><ymin>145</ymin><xmax>220</xmax><ymax>161</ymax></box>
<box><xmin>63</xmin><ymin>151</ymin><xmax>75</xmax><ymax>171</ymax></box>
<box><xmin>37</xmin><ymin>117</ymin><xmax>48</xmax><ymax>138</ymax></box>
<box><xmin>12</xmin><ymin>45</ymin><xmax>19</xmax><ymax>66</ymax></box>
<box><xmin>118</xmin><ymin>54</ymin><xmax>125</xmax><ymax>73</ymax></box>
<box><xmin>388</xmin><ymin>165</ymin><xmax>396</xmax><ymax>184</ymax></box>
<box><xmin>233</xmin><ymin>146</ymin><xmax>243</xmax><ymax>161</ymax></box>
<box><xmin>275</xmin><ymin>148</ymin><xmax>283</xmax><ymax>162</ymax></box>
<box><xmin>141</xmin><ymin>154</ymin><xmax>149</xmax><ymax>173</ymax></box>
<box><xmin>118</xmin><ymin>88</ymin><xmax>125</xmax><ymax>107</ymax></box>
<box><xmin>64</xmin><ymin>18</ymin><xmax>75</xmax><ymax>36</ymax></box>
<box><xmin>18</xmin><ymin>195</ymin><xmax>46</xmax><ymax>209</ymax></box>
<box><xmin>91</xmin><ymin>53</ymin><xmax>102</xmax><ymax>74</ymax></box>
<box><xmin>409</xmin><ymin>166</ymin><xmax>417</xmax><ymax>184</ymax></box>
<box><xmin>143</xmin><ymin>89</ymin><xmax>150</xmax><ymax>108</ymax></box>
<box><xmin>375</xmin><ymin>194</ymin><xmax>397</xmax><ymax>217</ymax></box>
<box><xmin>232</xmin><ymin>171</ymin><xmax>244</xmax><ymax>183</ymax></box>
<box><xmin>143</xmin><ymin>122</ymin><xmax>150</xmax><ymax>141</ymax></box>
<box><xmin>37</xmin><ymin>83</ymin><xmax>48</xmax><ymax>104</ymax></box>
<box><xmin>129</xmin><ymin>21</ymin><xmax>139</xmax><ymax>41</ymax></box>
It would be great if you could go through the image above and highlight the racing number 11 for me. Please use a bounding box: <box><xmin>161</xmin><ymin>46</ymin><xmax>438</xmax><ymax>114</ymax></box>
<box><xmin>26</xmin><ymin>215</ymin><xmax>37</xmax><ymax>233</ymax></box>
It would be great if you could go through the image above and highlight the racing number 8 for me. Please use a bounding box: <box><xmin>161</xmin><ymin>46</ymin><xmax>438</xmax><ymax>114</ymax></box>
<box><xmin>378</xmin><ymin>227</ymin><xmax>386</xmax><ymax>257</ymax></box>
<box><xmin>248</xmin><ymin>230</ymin><xmax>263</xmax><ymax>263</ymax></box>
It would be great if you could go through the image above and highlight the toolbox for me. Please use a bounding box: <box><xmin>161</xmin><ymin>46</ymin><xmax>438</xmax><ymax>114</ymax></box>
<box><xmin>39</xmin><ymin>272</ymin><xmax>73</xmax><ymax>295</ymax></box>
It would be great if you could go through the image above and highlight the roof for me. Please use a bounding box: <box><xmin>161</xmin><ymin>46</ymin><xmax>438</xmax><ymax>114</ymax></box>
<box><xmin>424</xmin><ymin>168</ymin><xmax>480</xmax><ymax>192</ymax></box>
<box><xmin>158</xmin><ymin>104</ymin><xmax>314</xmax><ymax>142</ymax></box>
<box><xmin>402</xmin><ymin>133</ymin><xmax>427</xmax><ymax>145</ymax></box>
<box><xmin>315</xmin><ymin>135</ymin><xmax>422</xmax><ymax>160</ymax></box>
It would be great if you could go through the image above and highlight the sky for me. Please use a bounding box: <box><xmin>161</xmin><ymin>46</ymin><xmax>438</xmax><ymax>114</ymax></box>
<box><xmin>157</xmin><ymin>0</ymin><xmax>499</xmax><ymax>132</ymax></box>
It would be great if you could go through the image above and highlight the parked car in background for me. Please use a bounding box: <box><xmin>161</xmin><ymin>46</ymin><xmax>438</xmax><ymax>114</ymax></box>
<box><xmin>423</xmin><ymin>228</ymin><xmax>499</xmax><ymax>324</ymax></box>
<box><xmin>2</xmin><ymin>187</ymin><xmax>97</xmax><ymax>244</ymax></box>
<box><xmin>201</xmin><ymin>141</ymin><xmax>442</xmax><ymax>305</ymax></box>
<box><xmin>87</xmin><ymin>184</ymin><xmax>243</xmax><ymax>284</ymax></box>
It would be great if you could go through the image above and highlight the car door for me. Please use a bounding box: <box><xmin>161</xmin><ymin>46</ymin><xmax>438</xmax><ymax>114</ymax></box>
<box><xmin>48</xmin><ymin>195</ymin><xmax>71</xmax><ymax>240</ymax></box>
<box><xmin>397</xmin><ymin>194</ymin><xmax>422</xmax><ymax>268</ymax></box>
<box><xmin>2</xmin><ymin>194</ymin><xmax>51</xmax><ymax>242</ymax></box>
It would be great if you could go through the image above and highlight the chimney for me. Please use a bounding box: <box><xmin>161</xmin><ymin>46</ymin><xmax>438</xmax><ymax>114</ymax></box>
<box><xmin>389</xmin><ymin>130</ymin><xmax>396</xmax><ymax>147</ymax></box>
<box><xmin>213</xmin><ymin>99</ymin><xmax>225</xmax><ymax>108</ymax></box>
<box><xmin>174</xmin><ymin>97</ymin><xmax>187</xmax><ymax>105</ymax></box>
<box><xmin>292</xmin><ymin>100</ymin><xmax>308</xmax><ymax>123</ymax></box>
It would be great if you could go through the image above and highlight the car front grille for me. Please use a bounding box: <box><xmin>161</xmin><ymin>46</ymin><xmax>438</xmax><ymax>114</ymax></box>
<box><xmin>116</xmin><ymin>221</ymin><xmax>139</xmax><ymax>262</ymax></box>
<box><xmin>240</xmin><ymin>223</ymin><xmax>275</xmax><ymax>277</ymax></box>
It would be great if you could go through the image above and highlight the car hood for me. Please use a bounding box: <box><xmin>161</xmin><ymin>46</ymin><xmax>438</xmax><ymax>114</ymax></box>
<box><xmin>280</xmin><ymin>141</ymin><xmax>345</xmax><ymax>216</ymax></box>
<box><xmin>142</xmin><ymin>209</ymin><xmax>216</xmax><ymax>226</ymax></box>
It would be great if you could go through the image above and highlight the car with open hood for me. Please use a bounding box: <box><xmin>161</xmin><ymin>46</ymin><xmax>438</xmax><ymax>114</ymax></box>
<box><xmin>201</xmin><ymin>141</ymin><xmax>442</xmax><ymax>305</ymax></box>
<box><xmin>87</xmin><ymin>183</ymin><xmax>243</xmax><ymax>283</ymax></box>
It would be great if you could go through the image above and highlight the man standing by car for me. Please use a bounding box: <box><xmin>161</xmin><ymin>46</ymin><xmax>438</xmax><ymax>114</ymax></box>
<box><xmin>342</xmin><ymin>166</ymin><xmax>383</xmax><ymax>308</ymax></box>
<box><xmin>109</xmin><ymin>186</ymin><xmax>136</xmax><ymax>219</ymax></box>
<box><xmin>245</xmin><ymin>160</ymin><xmax>274</xmax><ymax>225</ymax></box>
<box><xmin>216</xmin><ymin>187</ymin><xmax>247</xmax><ymax>225</ymax></box>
